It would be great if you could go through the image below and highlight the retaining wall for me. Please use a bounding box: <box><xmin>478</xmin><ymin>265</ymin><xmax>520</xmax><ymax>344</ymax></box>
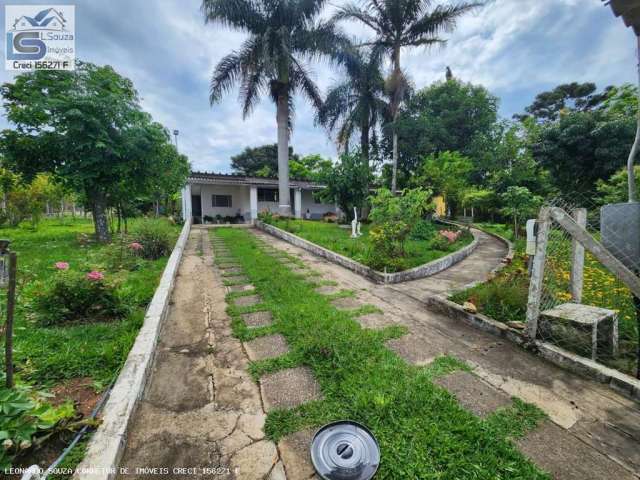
<box><xmin>74</xmin><ymin>219</ymin><xmax>192</xmax><ymax>480</ymax></box>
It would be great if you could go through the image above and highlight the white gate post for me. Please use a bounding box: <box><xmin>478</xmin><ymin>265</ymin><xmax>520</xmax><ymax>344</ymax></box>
<box><xmin>570</xmin><ymin>208</ymin><xmax>587</xmax><ymax>303</ymax></box>
<box><xmin>526</xmin><ymin>207</ymin><xmax>552</xmax><ymax>339</ymax></box>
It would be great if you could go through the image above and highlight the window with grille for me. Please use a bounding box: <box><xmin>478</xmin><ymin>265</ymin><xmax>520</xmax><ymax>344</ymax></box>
<box><xmin>258</xmin><ymin>188</ymin><xmax>278</xmax><ymax>202</ymax></box>
<box><xmin>212</xmin><ymin>195</ymin><xmax>232</xmax><ymax>207</ymax></box>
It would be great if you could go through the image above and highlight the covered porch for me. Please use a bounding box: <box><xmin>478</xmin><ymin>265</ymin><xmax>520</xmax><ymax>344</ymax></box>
<box><xmin>181</xmin><ymin>172</ymin><xmax>338</xmax><ymax>224</ymax></box>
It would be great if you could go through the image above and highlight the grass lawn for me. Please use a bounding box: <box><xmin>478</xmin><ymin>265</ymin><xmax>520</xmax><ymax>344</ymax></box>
<box><xmin>266</xmin><ymin>218</ymin><xmax>473</xmax><ymax>272</ymax></box>
<box><xmin>2</xmin><ymin>217</ymin><xmax>180</xmax><ymax>389</ymax></box>
<box><xmin>214</xmin><ymin>227</ymin><xmax>549</xmax><ymax>479</ymax></box>
<box><xmin>452</xmin><ymin>224</ymin><xmax>639</xmax><ymax>376</ymax></box>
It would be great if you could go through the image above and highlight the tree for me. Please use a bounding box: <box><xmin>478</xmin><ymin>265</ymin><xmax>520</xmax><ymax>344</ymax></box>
<box><xmin>336</xmin><ymin>0</ymin><xmax>479</xmax><ymax>192</ymax></box>
<box><xmin>500</xmin><ymin>186</ymin><xmax>542</xmax><ymax>239</ymax></box>
<box><xmin>0</xmin><ymin>62</ymin><xmax>185</xmax><ymax>241</ymax></box>
<box><xmin>290</xmin><ymin>154</ymin><xmax>332</xmax><ymax>181</ymax></box>
<box><xmin>231</xmin><ymin>144</ymin><xmax>298</xmax><ymax>177</ymax></box>
<box><xmin>415</xmin><ymin>151</ymin><xmax>472</xmax><ymax>215</ymax></box>
<box><xmin>203</xmin><ymin>0</ymin><xmax>345</xmax><ymax>216</ymax></box>
<box><xmin>317</xmin><ymin>46</ymin><xmax>387</xmax><ymax>166</ymax></box>
<box><xmin>529</xmin><ymin>110</ymin><xmax>635</xmax><ymax>198</ymax></box>
<box><xmin>596</xmin><ymin>166</ymin><xmax>640</xmax><ymax>205</ymax></box>
<box><xmin>316</xmin><ymin>152</ymin><xmax>371</xmax><ymax>221</ymax></box>
<box><xmin>392</xmin><ymin>79</ymin><xmax>498</xmax><ymax>184</ymax></box>
<box><xmin>517</xmin><ymin>82</ymin><xmax>612</xmax><ymax>122</ymax></box>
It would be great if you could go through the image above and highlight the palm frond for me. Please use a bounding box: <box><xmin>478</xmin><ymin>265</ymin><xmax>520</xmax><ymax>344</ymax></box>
<box><xmin>209</xmin><ymin>52</ymin><xmax>244</xmax><ymax>105</ymax></box>
<box><xmin>201</xmin><ymin>0</ymin><xmax>263</xmax><ymax>32</ymax></box>
<box><xmin>333</xmin><ymin>3</ymin><xmax>383</xmax><ymax>35</ymax></box>
<box><xmin>290</xmin><ymin>60</ymin><xmax>322</xmax><ymax>113</ymax></box>
<box><xmin>404</xmin><ymin>2</ymin><xmax>480</xmax><ymax>44</ymax></box>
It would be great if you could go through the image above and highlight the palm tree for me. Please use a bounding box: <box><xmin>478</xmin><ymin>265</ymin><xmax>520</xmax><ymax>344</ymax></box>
<box><xmin>335</xmin><ymin>0</ymin><xmax>480</xmax><ymax>193</ymax></box>
<box><xmin>202</xmin><ymin>0</ymin><xmax>343</xmax><ymax>216</ymax></box>
<box><xmin>317</xmin><ymin>46</ymin><xmax>387</xmax><ymax>167</ymax></box>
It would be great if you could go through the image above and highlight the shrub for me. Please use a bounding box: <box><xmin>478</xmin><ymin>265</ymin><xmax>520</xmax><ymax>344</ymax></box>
<box><xmin>131</xmin><ymin>219</ymin><xmax>173</xmax><ymax>260</ymax></box>
<box><xmin>429</xmin><ymin>234</ymin><xmax>451</xmax><ymax>251</ymax></box>
<box><xmin>410</xmin><ymin>220</ymin><xmax>437</xmax><ymax>241</ymax></box>
<box><xmin>32</xmin><ymin>270</ymin><xmax>127</xmax><ymax>326</ymax></box>
<box><xmin>0</xmin><ymin>381</ymin><xmax>75</xmax><ymax>470</ymax></box>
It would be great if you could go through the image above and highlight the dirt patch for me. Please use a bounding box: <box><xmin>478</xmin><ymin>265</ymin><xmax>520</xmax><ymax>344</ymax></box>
<box><xmin>51</xmin><ymin>377</ymin><xmax>101</xmax><ymax>418</ymax></box>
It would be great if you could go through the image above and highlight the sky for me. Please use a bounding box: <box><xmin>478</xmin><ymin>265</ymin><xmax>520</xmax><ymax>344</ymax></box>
<box><xmin>0</xmin><ymin>0</ymin><xmax>637</xmax><ymax>173</ymax></box>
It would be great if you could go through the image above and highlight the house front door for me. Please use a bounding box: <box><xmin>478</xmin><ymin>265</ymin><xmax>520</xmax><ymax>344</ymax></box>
<box><xmin>191</xmin><ymin>194</ymin><xmax>202</xmax><ymax>223</ymax></box>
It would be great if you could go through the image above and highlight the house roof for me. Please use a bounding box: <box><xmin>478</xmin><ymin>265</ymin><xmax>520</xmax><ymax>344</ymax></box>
<box><xmin>605</xmin><ymin>0</ymin><xmax>640</xmax><ymax>35</ymax></box>
<box><xmin>188</xmin><ymin>171</ymin><xmax>326</xmax><ymax>190</ymax></box>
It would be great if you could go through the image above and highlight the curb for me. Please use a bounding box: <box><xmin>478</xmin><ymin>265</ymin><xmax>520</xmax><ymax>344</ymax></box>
<box><xmin>74</xmin><ymin>219</ymin><xmax>192</xmax><ymax>479</ymax></box>
<box><xmin>425</xmin><ymin>295</ymin><xmax>640</xmax><ymax>403</ymax></box>
<box><xmin>255</xmin><ymin>221</ymin><xmax>479</xmax><ymax>284</ymax></box>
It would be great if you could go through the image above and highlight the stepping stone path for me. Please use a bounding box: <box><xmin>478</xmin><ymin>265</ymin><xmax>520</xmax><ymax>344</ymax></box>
<box><xmin>221</xmin><ymin>267</ymin><xmax>243</xmax><ymax>276</ymax></box>
<box><xmin>278</xmin><ymin>429</ymin><xmax>317</xmax><ymax>479</ymax></box>
<box><xmin>260</xmin><ymin>366</ymin><xmax>323</xmax><ymax>412</ymax></box>
<box><xmin>434</xmin><ymin>371</ymin><xmax>511</xmax><ymax>417</ymax></box>
<box><xmin>234</xmin><ymin>294</ymin><xmax>262</xmax><ymax>307</ymax></box>
<box><xmin>244</xmin><ymin>334</ymin><xmax>290</xmax><ymax>361</ymax></box>
<box><xmin>242</xmin><ymin>311</ymin><xmax>273</xmax><ymax>329</ymax></box>
<box><xmin>224</xmin><ymin>275</ymin><xmax>250</xmax><ymax>284</ymax></box>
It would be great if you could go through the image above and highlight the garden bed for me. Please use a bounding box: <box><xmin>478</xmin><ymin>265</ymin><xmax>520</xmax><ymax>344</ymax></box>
<box><xmin>0</xmin><ymin>217</ymin><xmax>183</xmax><ymax>473</ymax></box>
<box><xmin>257</xmin><ymin>218</ymin><xmax>477</xmax><ymax>283</ymax></box>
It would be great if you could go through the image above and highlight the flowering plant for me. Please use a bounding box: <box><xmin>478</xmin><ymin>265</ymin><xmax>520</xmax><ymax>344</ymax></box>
<box><xmin>128</xmin><ymin>242</ymin><xmax>143</xmax><ymax>252</ymax></box>
<box><xmin>86</xmin><ymin>270</ymin><xmax>104</xmax><ymax>281</ymax></box>
<box><xmin>54</xmin><ymin>261</ymin><xmax>69</xmax><ymax>270</ymax></box>
<box><xmin>439</xmin><ymin>230</ymin><xmax>461</xmax><ymax>243</ymax></box>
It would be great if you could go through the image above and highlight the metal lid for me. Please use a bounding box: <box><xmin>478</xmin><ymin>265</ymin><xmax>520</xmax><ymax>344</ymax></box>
<box><xmin>310</xmin><ymin>421</ymin><xmax>380</xmax><ymax>480</ymax></box>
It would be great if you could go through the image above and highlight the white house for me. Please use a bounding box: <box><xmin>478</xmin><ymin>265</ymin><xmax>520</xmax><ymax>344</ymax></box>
<box><xmin>181</xmin><ymin>172</ymin><xmax>338</xmax><ymax>223</ymax></box>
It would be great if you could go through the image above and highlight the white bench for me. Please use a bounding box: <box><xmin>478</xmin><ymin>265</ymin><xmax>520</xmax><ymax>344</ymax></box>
<box><xmin>539</xmin><ymin>303</ymin><xmax>618</xmax><ymax>361</ymax></box>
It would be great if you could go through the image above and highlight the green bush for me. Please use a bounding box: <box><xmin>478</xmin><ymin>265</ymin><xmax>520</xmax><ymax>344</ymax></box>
<box><xmin>451</xmin><ymin>279</ymin><xmax>528</xmax><ymax>324</ymax></box>
<box><xmin>131</xmin><ymin>219</ymin><xmax>173</xmax><ymax>260</ymax></box>
<box><xmin>410</xmin><ymin>220</ymin><xmax>437</xmax><ymax>241</ymax></box>
<box><xmin>32</xmin><ymin>271</ymin><xmax>128</xmax><ymax>326</ymax></box>
<box><xmin>429</xmin><ymin>234</ymin><xmax>452</xmax><ymax>251</ymax></box>
<box><xmin>0</xmin><ymin>381</ymin><xmax>74</xmax><ymax>470</ymax></box>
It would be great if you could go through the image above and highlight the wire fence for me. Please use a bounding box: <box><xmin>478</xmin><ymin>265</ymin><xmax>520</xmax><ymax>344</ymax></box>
<box><xmin>534</xmin><ymin>195</ymin><xmax>639</xmax><ymax>377</ymax></box>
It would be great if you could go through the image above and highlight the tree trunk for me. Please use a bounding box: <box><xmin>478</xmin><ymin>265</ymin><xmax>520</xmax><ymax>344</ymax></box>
<box><xmin>390</xmin><ymin>46</ymin><xmax>402</xmax><ymax>194</ymax></box>
<box><xmin>276</xmin><ymin>91</ymin><xmax>291</xmax><ymax>216</ymax></box>
<box><xmin>92</xmin><ymin>191</ymin><xmax>111</xmax><ymax>243</ymax></box>
<box><xmin>628</xmin><ymin>36</ymin><xmax>640</xmax><ymax>203</ymax></box>
<box><xmin>360</xmin><ymin>120</ymin><xmax>370</xmax><ymax>167</ymax></box>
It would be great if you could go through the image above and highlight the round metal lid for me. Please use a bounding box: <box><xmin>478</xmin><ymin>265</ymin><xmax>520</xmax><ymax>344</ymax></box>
<box><xmin>310</xmin><ymin>421</ymin><xmax>380</xmax><ymax>480</ymax></box>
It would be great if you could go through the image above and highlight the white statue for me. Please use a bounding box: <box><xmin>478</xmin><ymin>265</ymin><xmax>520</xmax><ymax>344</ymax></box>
<box><xmin>351</xmin><ymin>207</ymin><xmax>362</xmax><ymax>238</ymax></box>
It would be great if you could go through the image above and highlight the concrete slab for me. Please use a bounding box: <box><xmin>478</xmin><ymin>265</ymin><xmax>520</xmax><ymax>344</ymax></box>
<box><xmin>144</xmin><ymin>351</ymin><xmax>210</xmax><ymax>412</ymax></box>
<box><xmin>434</xmin><ymin>371</ymin><xmax>511</xmax><ymax>417</ymax></box>
<box><xmin>230</xmin><ymin>440</ymin><xmax>278</xmax><ymax>480</ymax></box>
<box><xmin>227</xmin><ymin>284</ymin><xmax>255</xmax><ymax>293</ymax></box>
<box><xmin>241</xmin><ymin>311</ymin><xmax>274</xmax><ymax>328</ymax></box>
<box><xmin>260</xmin><ymin>367</ymin><xmax>323</xmax><ymax>411</ymax></box>
<box><xmin>224</xmin><ymin>275</ymin><xmax>250</xmax><ymax>284</ymax></box>
<box><xmin>516</xmin><ymin>421</ymin><xmax>638</xmax><ymax>480</ymax></box>
<box><xmin>386</xmin><ymin>333</ymin><xmax>447</xmax><ymax>366</ymax></box>
<box><xmin>221</xmin><ymin>267</ymin><xmax>244</xmax><ymax>275</ymax></box>
<box><xmin>356</xmin><ymin>313</ymin><xmax>397</xmax><ymax>329</ymax></box>
<box><xmin>315</xmin><ymin>285</ymin><xmax>342</xmax><ymax>295</ymax></box>
<box><xmin>330</xmin><ymin>297</ymin><xmax>362</xmax><ymax>311</ymax></box>
<box><xmin>234</xmin><ymin>295</ymin><xmax>262</xmax><ymax>307</ymax></box>
<box><xmin>244</xmin><ymin>334</ymin><xmax>290</xmax><ymax>361</ymax></box>
<box><xmin>278</xmin><ymin>429</ymin><xmax>316</xmax><ymax>479</ymax></box>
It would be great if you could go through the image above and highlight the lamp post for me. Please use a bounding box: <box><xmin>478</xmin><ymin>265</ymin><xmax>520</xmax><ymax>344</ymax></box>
<box><xmin>0</xmin><ymin>239</ymin><xmax>17</xmax><ymax>388</ymax></box>
<box><xmin>173</xmin><ymin>129</ymin><xmax>179</xmax><ymax>152</ymax></box>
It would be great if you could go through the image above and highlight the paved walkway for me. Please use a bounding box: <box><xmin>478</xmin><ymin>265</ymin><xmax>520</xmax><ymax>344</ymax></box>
<box><xmin>251</xmin><ymin>228</ymin><xmax>640</xmax><ymax>480</ymax></box>
<box><xmin>118</xmin><ymin>228</ymin><xmax>285</xmax><ymax>479</ymax></box>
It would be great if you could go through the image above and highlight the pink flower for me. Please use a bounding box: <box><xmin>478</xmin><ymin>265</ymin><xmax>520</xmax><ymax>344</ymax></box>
<box><xmin>55</xmin><ymin>262</ymin><xmax>70</xmax><ymax>271</ymax></box>
<box><xmin>128</xmin><ymin>242</ymin><xmax>143</xmax><ymax>251</ymax></box>
<box><xmin>439</xmin><ymin>230</ymin><xmax>461</xmax><ymax>243</ymax></box>
<box><xmin>86</xmin><ymin>270</ymin><xmax>104</xmax><ymax>281</ymax></box>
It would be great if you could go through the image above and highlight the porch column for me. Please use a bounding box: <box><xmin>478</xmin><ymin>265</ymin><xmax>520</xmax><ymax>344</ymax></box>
<box><xmin>295</xmin><ymin>188</ymin><xmax>302</xmax><ymax>219</ymax></box>
<box><xmin>250</xmin><ymin>185</ymin><xmax>258</xmax><ymax>223</ymax></box>
<box><xmin>181</xmin><ymin>184</ymin><xmax>192</xmax><ymax>221</ymax></box>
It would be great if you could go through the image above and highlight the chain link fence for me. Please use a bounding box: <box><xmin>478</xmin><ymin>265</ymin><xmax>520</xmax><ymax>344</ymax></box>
<box><xmin>531</xmin><ymin>195</ymin><xmax>640</xmax><ymax>377</ymax></box>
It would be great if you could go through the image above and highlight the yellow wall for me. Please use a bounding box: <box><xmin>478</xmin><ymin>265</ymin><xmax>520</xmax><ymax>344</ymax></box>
<box><xmin>434</xmin><ymin>195</ymin><xmax>446</xmax><ymax>217</ymax></box>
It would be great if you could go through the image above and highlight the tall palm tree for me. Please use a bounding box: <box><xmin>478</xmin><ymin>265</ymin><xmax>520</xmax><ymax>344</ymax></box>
<box><xmin>203</xmin><ymin>0</ymin><xmax>343</xmax><ymax>216</ymax></box>
<box><xmin>335</xmin><ymin>0</ymin><xmax>480</xmax><ymax>193</ymax></box>
<box><xmin>317</xmin><ymin>46</ymin><xmax>387</xmax><ymax>167</ymax></box>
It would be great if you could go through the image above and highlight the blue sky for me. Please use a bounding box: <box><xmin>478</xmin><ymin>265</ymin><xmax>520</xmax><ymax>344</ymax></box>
<box><xmin>0</xmin><ymin>0</ymin><xmax>637</xmax><ymax>172</ymax></box>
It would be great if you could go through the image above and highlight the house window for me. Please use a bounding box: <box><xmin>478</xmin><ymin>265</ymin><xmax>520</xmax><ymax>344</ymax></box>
<box><xmin>258</xmin><ymin>188</ymin><xmax>278</xmax><ymax>202</ymax></box>
<box><xmin>313</xmin><ymin>194</ymin><xmax>322</xmax><ymax>204</ymax></box>
<box><xmin>212</xmin><ymin>194</ymin><xmax>232</xmax><ymax>207</ymax></box>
